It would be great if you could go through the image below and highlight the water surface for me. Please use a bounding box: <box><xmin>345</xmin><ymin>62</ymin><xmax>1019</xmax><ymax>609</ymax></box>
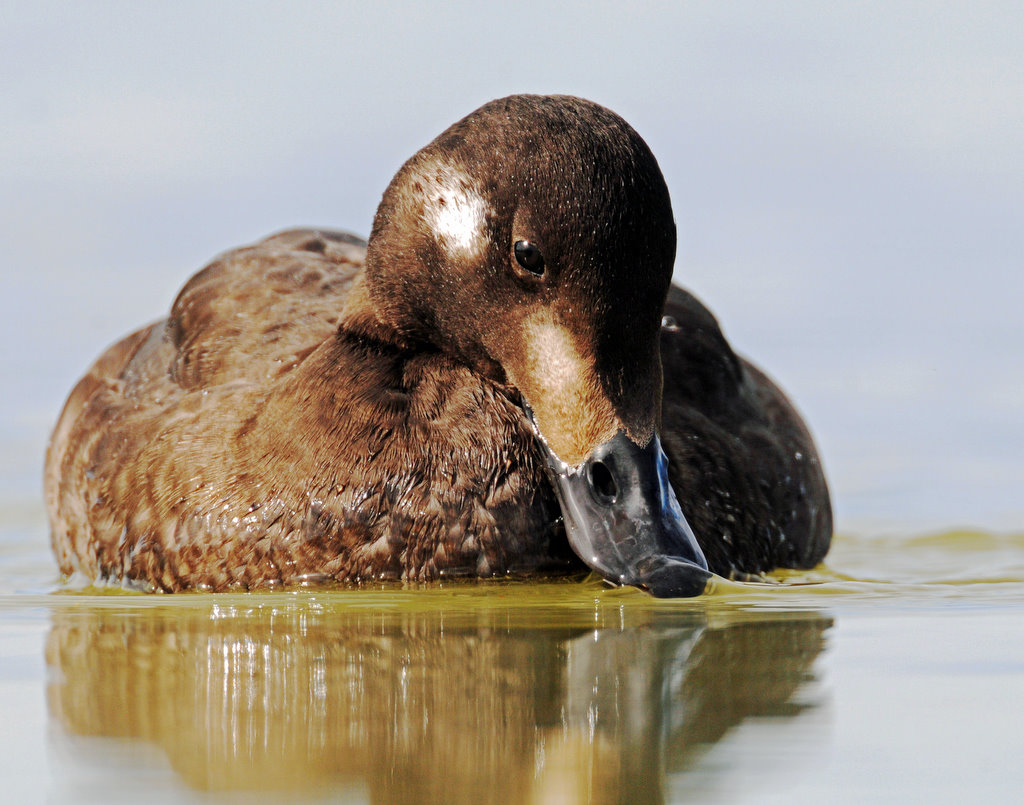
<box><xmin>3</xmin><ymin>527</ymin><xmax>1022</xmax><ymax>803</ymax></box>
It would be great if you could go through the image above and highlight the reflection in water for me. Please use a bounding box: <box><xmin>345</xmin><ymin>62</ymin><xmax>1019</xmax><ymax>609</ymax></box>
<box><xmin>46</xmin><ymin>589</ymin><xmax>830</xmax><ymax>803</ymax></box>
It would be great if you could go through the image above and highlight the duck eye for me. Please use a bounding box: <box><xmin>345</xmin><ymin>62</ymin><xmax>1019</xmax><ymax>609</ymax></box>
<box><xmin>513</xmin><ymin>240</ymin><xmax>545</xmax><ymax>276</ymax></box>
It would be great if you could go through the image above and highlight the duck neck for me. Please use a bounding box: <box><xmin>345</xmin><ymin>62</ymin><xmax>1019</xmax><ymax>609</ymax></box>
<box><xmin>338</xmin><ymin>271</ymin><xmax>420</xmax><ymax>350</ymax></box>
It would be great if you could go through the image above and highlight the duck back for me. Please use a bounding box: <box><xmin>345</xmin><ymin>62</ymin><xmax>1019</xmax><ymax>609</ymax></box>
<box><xmin>45</xmin><ymin>230</ymin><xmax>570</xmax><ymax>591</ymax></box>
<box><xmin>659</xmin><ymin>286</ymin><xmax>831</xmax><ymax>575</ymax></box>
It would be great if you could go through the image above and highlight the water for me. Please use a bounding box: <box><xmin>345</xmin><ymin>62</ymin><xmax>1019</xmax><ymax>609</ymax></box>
<box><xmin>3</xmin><ymin>4</ymin><xmax>1024</xmax><ymax>803</ymax></box>
<box><xmin>3</xmin><ymin>527</ymin><xmax>1023</xmax><ymax>803</ymax></box>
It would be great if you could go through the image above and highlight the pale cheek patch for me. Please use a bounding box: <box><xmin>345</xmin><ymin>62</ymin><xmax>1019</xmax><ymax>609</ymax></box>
<box><xmin>527</xmin><ymin>317</ymin><xmax>588</xmax><ymax>400</ymax></box>
<box><xmin>421</xmin><ymin>168</ymin><xmax>490</xmax><ymax>259</ymax></box>
<box><xmin>519</xmin><ymin>312</ymin><xmax>618</xmax><ymax>466</ymax></box>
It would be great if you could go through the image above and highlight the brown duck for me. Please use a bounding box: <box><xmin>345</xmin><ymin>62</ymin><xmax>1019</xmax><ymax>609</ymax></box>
<box><xmin>45</xmin><ymin>94</ymin><xmax>831</xmax><ymax>597</ymax></box>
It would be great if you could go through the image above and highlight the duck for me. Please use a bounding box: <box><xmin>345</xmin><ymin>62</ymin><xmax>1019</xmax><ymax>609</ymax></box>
<box><xmin>44</xmin><ymin>94</ymin><xmax>832</xmax><ymax>597</ymax></box>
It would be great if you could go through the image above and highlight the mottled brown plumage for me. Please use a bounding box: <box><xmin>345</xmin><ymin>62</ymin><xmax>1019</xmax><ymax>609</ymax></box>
<box><xmin>47</xmin><ymin>230</ymin><xmax>568</xmax><ymax>590</ymax></box>
<box><xmin>45</xmin><ymin>95</ymin><xmax>831</xmax><ymax>593</ymax></box>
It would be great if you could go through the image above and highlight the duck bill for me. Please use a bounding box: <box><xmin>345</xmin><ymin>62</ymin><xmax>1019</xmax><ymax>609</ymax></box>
<box><xmin>503</xmin><ymin>306</ymin><xmax>707</xmax><ymax>595</ymax></box>
<box><xmin>531</xmin><ymin>420</ymin><xmax>710</xmax><ymax>597</ymax></box>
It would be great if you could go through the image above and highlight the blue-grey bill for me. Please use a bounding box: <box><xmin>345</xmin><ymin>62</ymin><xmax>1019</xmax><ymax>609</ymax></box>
<box><xmin>535</xmin><ymin>426</ymin><xmax>711</xmax><ymax>598</ymax></box>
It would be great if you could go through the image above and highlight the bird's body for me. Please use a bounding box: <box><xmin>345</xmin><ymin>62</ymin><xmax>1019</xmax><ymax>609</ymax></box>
<box><xmin>45</xmin><ymin>96</ymin><xmax>831</xmax><ymax>595</ymax></box>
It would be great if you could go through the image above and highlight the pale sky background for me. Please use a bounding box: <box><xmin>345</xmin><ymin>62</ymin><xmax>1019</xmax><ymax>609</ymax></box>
<box><xmin>2</xmin><ymin>1</ymin><xmax>1022</xmax><ymax>534</ymax></box>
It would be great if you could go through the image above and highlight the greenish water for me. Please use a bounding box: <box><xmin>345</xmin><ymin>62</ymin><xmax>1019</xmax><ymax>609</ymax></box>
<box><xmin>2</xmin><ymin>523</ymin><xmax>1023</xmax><ymax>804</ymax></box>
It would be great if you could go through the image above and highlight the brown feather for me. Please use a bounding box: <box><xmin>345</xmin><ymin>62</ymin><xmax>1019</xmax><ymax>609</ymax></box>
<box><xmin>45</xmin><ymin>229</ymin><xmax>570</xmax><ymax>590</ymax></box>
<box><xmin>45</xmin><ymin>96</ymin><xmax>832</xmax><ymax>591</ymax></box>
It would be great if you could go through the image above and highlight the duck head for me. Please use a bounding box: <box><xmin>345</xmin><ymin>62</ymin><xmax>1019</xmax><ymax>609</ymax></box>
<box><xmin>353</xmin><ymin>94</ymin><xmax>709</xmax><ymax>596</ymax></box>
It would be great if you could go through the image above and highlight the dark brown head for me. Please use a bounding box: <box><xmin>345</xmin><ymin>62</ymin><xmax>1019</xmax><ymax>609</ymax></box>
<box><xmin>361</xmin><ymin>94</ymin><xmax>675</xmax><ymax>464</ymax></box>
<box><xmin>351</xmin><ymin>94</ymin><xmax>708</xmax><ymax>595</ymax></box>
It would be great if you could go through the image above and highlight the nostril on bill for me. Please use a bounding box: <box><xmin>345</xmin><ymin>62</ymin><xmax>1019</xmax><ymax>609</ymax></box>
<box><xmin>588</xmin><ymin>460</ymin><xmax>618</xmax><ymax>503</ymax></box>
